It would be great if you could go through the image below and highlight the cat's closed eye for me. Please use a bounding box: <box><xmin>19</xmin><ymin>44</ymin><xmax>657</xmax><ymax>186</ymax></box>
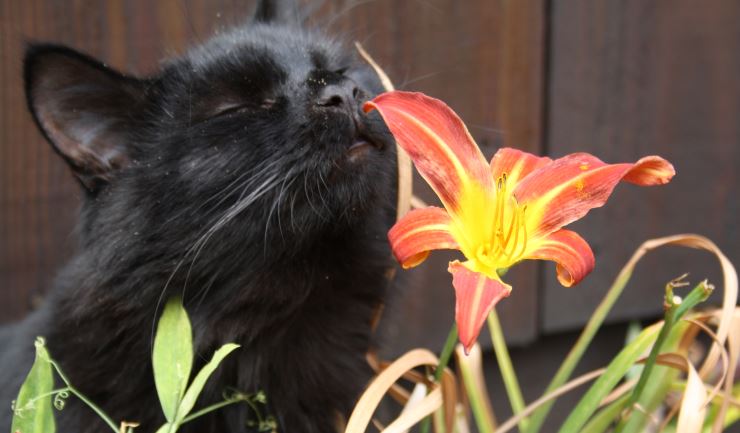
<box><xmin>200</xmin><ymin>95</ymin><xmax>278</xmax><ymax>123</ymax></box>
<box><xmin>211</xmin><ymin>97</ymin><xmax>276</xmax><ymax>117</ymax></box>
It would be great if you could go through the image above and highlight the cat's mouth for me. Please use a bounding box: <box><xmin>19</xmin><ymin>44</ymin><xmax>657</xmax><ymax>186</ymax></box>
<box><xmin>345</xmin><ymin>111</ymin><xmax>387</xmax><ymax>162</ymax></box>
<box><xmin>347</xmin><ymin>135</ymin><xmax>383</xmax><ymax>162</ymax></box>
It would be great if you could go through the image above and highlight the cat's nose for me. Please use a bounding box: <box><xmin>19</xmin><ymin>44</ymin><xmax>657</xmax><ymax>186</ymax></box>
<box><xmin>316</xmin><ymin>83</ymin><xmax>359</xmax><ymax>108</ymax></box>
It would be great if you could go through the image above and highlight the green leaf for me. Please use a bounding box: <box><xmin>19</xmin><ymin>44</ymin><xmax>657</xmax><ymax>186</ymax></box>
<box><xmin>557</xmin><ymin>323</ymin><xmax>661</xmax><ymax>433</ymax></box>
<box><xmin>11</xmin><ymin>337</ymin><xmax>56</xmax><ymax>433</ymax></box>
<box><xmin>579</xmin><ymin>394</ymin><xmax>630</xmax><ymax>433</ymax></box>
<box><xmin>154</xmin><ymin>423</ymin><xmax>171</xmax><ymax>433</ymax></box>
<box><xmin>175</xmin><ymin>344</ymin><xmax>240</xmax><ymax>424</ymax></box>
<box><xmin>153</xmin><ymin>297</ymin><xmax>193</xmax><ymax>423</ymax></box>
<box><xmin>619</xmin><ymin>321</ymin><xmax>690</xmax><ymax>433</ymax></box>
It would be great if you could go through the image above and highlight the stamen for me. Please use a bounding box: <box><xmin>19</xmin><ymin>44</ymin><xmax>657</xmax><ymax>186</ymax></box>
<box><xmin>490</xmin><ymin>174</ymin><xmax>507</xmax><ymax>254</ymax></box>
<box><xmin>503</xmin><ymin>198</ymin><xmax>518</xmax><ymax>246</ymax></box>
<box><xmin>506</xmin><ymin>205</ymin><xmax>521</xmax><ymax>258</ymax></box>
<box><xmin>497</xmin><ymin>176</ymin><xmax>506</xmax><ymax>241</ymax></box>
<box><xmin>479</xmin><ymin>173</ymin><xmax>531</xmax><ymax>268</ymax></box>
<box><xmin>512</xmin><ymin>205</ymin><xmax>528</xmax><ymax>261</ymax></box>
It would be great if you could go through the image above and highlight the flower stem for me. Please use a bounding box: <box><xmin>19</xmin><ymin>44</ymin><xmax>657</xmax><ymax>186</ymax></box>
<box><xmin>420</xmin><ymin>323</ymin><xmax>458</xmax><ymax>433</ymax></box>
<box><xmin>435</xmin><ymin>323</ymin><xmax>459</xmax><ymax>382</ymax></box>
<box><xmin>487</xmin><ymin>310</ymin><xmax>528</xmax><ymax>431</ymax></box>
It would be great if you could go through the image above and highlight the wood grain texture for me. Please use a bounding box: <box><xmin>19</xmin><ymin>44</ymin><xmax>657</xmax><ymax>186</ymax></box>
<box><xmin>333</xmin><ymin>0</ymin><xmax>546</xmax><ymax>352</ymax></box>
<box><xmin>543</xmin><ymin>0</ymin><xmax>740</xmax><ymax>332</ymax></box>
<box><xmin>0</xmin><ymin>1</ymin><xmax>546</xmax><ymax>350</ymax></box>
<box><xmin>0</xmin><ymin>0</ymin><xmax>254</xmax><ymax>321</ymax></box>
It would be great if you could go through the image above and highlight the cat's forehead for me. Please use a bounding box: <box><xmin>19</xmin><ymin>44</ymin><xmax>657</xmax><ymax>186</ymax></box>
<box><xmin>179</xmin><ymin>25</ymin><xmax>349</xmax><ymax>79</ymax></box>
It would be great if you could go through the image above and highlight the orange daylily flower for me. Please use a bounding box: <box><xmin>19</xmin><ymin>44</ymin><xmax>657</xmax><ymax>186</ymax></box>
<box><xmin>364</xmin><ymin>91</ymin><xmax>675</xmax><ymax>352</ymax></box>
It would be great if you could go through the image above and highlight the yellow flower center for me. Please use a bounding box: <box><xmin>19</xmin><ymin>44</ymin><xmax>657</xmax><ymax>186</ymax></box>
<box><xmin>454</xmin><ymin>173</ymin><xmax>528</xmax><ymax>277</ymax></box>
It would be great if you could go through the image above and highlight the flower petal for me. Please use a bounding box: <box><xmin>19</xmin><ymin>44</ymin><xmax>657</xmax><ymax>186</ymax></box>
<box><xmin>449</xmin><ymin>261</ymin><xmax>512</xmax><ymax>353</ymax></box>
<box><xmin>490</xmin><ymin>147</ymin><xmax>552</xmax><ymax>185</ymax></box>
<box><xmin>621</xmin><ymin>156</ymin><xmax>677</xmax><ymax>185</ymax></box>
<box><xmin>526</xmin><ymin>229</ymin><xmax>595</xmax><ymax>287</ymax></box>
<box><xmin>364</xmin><ymin>91</ymin><xmax>491</xmax><ymax>211</ymax></box>
<box><xmin>388</xmin><ymin>207</ymin><xmax>459</xmax><ymax>269</ymax></box>
<box><xmin>514</xmin><ymin>153</ymin><xmax>675</xmax><ymax>238</ymax></box>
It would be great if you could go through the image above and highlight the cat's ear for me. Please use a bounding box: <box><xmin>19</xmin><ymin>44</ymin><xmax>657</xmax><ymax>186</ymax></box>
<box><xmin>24</xmin><ymin>44</ymin><xmax>147</xmax><ymax>192</ymax></box>
<box><xmin>253</xmin><ymin>0</ymin><xmax>301</xmax><ymax>25</ymax></box>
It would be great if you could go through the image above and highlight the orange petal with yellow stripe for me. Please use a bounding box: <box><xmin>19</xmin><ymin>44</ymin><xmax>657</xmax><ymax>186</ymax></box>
<box><xmin>364</xmin><ymin>91</ymin><xmax>491</xmax><ymax>211</ymax></box>
<box><xmin>514</xmin><ymin>153</ymin><xmax>675</xmax><ymax>238</ymax></box>
<box><xmin>490</xmin><ymin>147</ymin><xmax>552</xmax><ymax>185</ymax></box>
<box><xmin>526</xmin><ymin>229</ymin><xmax>595</xmax><ymax>287</ymax></box>
<box><xmin>449</xmin><ymin>261</ymin><xmax>512</xmax><ymax>353</ymax></box>
<box><xmin>388</xmin><ymin>207</ymin><xmax>459</xmax><ymax>269</ymax></box>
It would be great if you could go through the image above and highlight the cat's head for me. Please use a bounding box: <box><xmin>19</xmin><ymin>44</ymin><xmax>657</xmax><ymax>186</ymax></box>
<box><xmin>24</xmin><ymin>0</ymin><xmax>396</xmax><ymax>266</ymax></box>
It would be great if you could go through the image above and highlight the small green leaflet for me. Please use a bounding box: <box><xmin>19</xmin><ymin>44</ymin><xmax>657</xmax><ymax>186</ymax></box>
<box><xmin>11</xmin><ymin>337</ymin><xmax>56</xmax><ymax>433</ymax></box>
<box><xmin>152</xmin><ymin>297</ymin><xmax>193</xmax><ymax>424</ymax></box>
<box><xmin>176</xmin><ymin>343</ymin><xmax>240</xmax><ymax>424</ymax></box>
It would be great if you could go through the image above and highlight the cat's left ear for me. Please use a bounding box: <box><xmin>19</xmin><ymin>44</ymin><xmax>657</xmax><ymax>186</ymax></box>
<box><xmin>24</xmin><ymin>44</ymin><xmax>147</xmax><ymax>192</ymax></box>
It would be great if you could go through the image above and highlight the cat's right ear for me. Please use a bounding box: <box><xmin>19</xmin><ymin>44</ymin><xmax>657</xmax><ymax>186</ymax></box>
<box><xmin>253</xmin><ymin>0</ymin><xmax>301</xmax><ymax>25</ymax></box>
<box><xmin>24</xmin><ymin>44</ymin><xmax>147</xmax><ymax>193</ymax></box>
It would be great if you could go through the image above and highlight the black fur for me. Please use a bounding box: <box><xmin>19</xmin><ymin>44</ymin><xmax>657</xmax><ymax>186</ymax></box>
<box><xmin>0</xmin><ymin>3</ymin><xmax>396</xmax><ymax>432</ymax></box>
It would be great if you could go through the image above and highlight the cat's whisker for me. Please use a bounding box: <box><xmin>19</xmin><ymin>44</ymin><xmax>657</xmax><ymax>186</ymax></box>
<box><xmin>192</xmin><ymin>268</ymin><xmax>222</xmax><ymax>313</ymax></box>
<box><xmin>276</xmin><ymin>173</ymin><xmax>299</xmax><ymax>240</ymax></box>
<box><xmin>397</xmin><ymin>69</ymin><xmax>447</xmax><ymax>89</ymax></box>
<box><xmin>180</xmin><ymin>171</ymin><xmax>282</xmax><ymax>301</ymax></box>
<box><xmin>302</xmin><ymin>170</ymin><xmax>327</xmax><ymax>222</ymax></box>
<box><xmin>315</xmin><ymin>169</ymin><xmax>332</xmax><ymax>217</ymax></box>
<box><xmin>153</xmin><ymin>161</ymin><xmax>286</xmax><ymax>344</ymax></box>
<box><xmin>190</xmin><ymin>171</ymin><xmax>282</xmax><ymax>260</ymax></box>
<box><xmin>324</xmin><ymin>0</ymin><xmax>376</xmax><ymax>29</ymax></box>
<box><xmin>289</xmin><ymin>188</ymin><xmax>299</xmax><ymax>232</ymax></box>
<box><xmin>264</xmin><ymin>168</ymin><xmax>298</xmax><ymax>250</ymax></box>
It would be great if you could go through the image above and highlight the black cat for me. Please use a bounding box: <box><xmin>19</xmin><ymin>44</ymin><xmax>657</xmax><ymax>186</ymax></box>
<box><xmin>0</xmin><ymin>1</ymin><xmax>396</xmax><ymax>432</ymax></box>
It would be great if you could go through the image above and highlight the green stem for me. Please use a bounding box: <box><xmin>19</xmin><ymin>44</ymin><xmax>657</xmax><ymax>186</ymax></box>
<box><xmin>487</xmin><ymin>310</ymin><xmax>528</xmax><ymax>431</ymax></box>
<box><xmin>526</xmin><ymin>267</ymin><xmax>635</xmax><ymax>433</ymax></box>
<box><xmin>458</xmin><ymin>352</ymin><xmax>496</xmax><ymax>433</ymax></box>
<box><xmin>580</xmin><ymin>394</ymin><xmax>631</xmax><ymax>433</ymax></box>
<box><xmin>420</xmin><ymin>323</ymin><xmax>458</xmax><ymax>433</ymax></box>
<box><xmin>180</xmin><ymin>398</ymin><xmax>245</xmax><ymax>424</ymax></box>
<box><xmin>49</xmin><ymin>360</ymin><xmax>120</xmax><ymax>433</ymax></box>
<box><xmin>614</xmin><ymin>280</ymin><xmax>712</xmax><ymax>432</ymax></box>
<box><xmin>435</xmin><ymin>323</ymin><xmax>458</xmax><ymax>382</ymax></box>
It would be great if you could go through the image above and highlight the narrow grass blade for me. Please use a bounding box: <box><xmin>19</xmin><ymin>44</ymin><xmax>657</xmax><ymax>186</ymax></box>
<box><xmin>618</xmin><ymin>321</ymin><xmax>690</xmax><ymax>433</ymax></box>
<box><xmin>579</xmin><ymin>394</ymin><xmax>630</xmax><ymax>433</ymax></box>
<box><xmin>557</xmin><ymin>323</ymin><xmax>661</xmax><ymax>433</ymax></box>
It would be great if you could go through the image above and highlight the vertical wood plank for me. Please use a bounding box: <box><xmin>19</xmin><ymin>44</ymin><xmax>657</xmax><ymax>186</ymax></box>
<box><xmin>543</xmin><ymin>0</ymin><xmax>740</xmax><ymax>332</ymax></box>
<box><xmin>325</xmin><ymin>0</ymin><xmax>546</xmax><ymax>351</ymax></box>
